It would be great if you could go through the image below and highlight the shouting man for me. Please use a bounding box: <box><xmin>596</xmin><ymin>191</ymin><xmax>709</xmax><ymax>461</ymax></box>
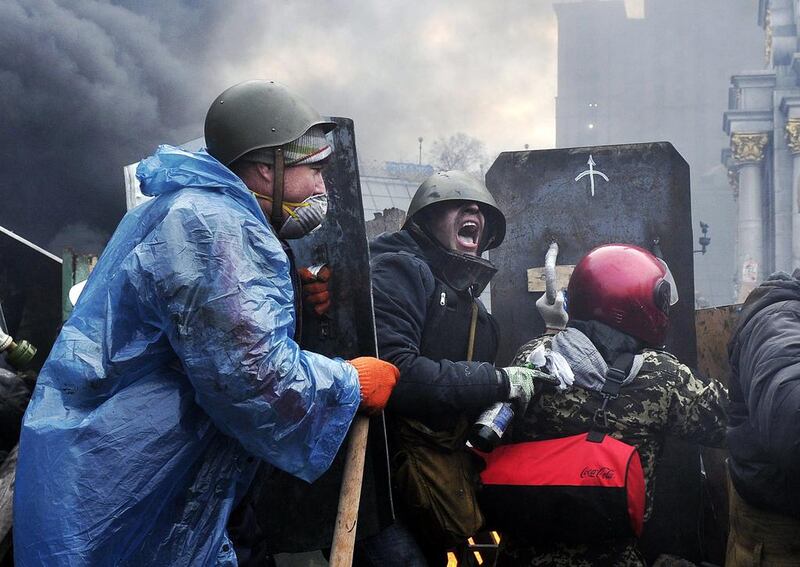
<box><xmin>358</xmin><ymin>171</ymin><xmax>555</xmax><ymax>566</ymax></box>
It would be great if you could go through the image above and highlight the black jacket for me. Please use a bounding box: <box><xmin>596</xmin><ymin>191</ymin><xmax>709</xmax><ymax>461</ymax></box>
<box><xmin>370</xmin><ymin>230</ymin><xmax>508</xmax><ymax>420</ymax></box>
<box><xmin>728</xmin><ymin>272</ymin><xmax>800</xmax><ymax>518</ymax></box>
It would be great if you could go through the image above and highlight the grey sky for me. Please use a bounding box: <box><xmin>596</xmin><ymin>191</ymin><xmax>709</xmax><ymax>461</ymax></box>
<box><xmin>202</xmin><ymin>1</ymin><xmax>559</xmax><ymax>162</ymax></box>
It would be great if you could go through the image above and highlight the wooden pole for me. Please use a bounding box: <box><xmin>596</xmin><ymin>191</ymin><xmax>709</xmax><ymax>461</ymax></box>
<box><xmin>328</xmin><ymin>416</ymin><xmax>370</xmax><ymax>567</ymax></box>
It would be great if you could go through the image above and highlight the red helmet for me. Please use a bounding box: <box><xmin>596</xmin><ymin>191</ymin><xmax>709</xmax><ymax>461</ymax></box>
<box><xmin>567</xmin><ymin>244</ymin><xmax>678</xmax><ymax>346</ymax></box>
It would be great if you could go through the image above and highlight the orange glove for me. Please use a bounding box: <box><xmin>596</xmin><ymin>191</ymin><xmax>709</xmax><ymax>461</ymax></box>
<box><xmin>349</xmin><ymin>356</ymin><xmax>400</xmax><ymax>414</ymax></box>
<box><xmin>298</xmin><ymin>265</ymin><xmax>331</xmax><ymax>316</ymax></box>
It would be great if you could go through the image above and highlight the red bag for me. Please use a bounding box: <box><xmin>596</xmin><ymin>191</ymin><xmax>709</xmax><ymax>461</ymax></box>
<box><xmin>478</xmin><ymin>432</ymin><xmax>645</xmax><ymax>544</ymax></box>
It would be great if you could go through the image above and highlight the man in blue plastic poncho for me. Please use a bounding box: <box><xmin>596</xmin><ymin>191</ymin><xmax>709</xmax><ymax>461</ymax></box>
<box><xmin>13</xmin><ymin>80</ymin><xmax>399</xmax><ymax>567</ymax></box>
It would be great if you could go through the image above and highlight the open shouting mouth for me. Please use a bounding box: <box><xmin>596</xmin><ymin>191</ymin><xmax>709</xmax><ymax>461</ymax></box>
<box><xmin>456</xmin><ymin>218</ymin><xmax>481</xmax><ymax>254</ymax></box>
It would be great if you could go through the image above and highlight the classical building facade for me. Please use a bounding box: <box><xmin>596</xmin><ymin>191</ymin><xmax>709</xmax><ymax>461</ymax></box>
<box><xmin>724</xmin><ymin>0</ymin><xmax>800</xmax><ymax>300</ymax></box>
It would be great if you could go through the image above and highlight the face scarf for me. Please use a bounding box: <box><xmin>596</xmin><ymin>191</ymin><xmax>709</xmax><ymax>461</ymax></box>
<box><xmin>406</xmin><ymin>221</ymin><xmax>498</xmax><ymax>296</ymax></box>
<box><xmin>252</xmin><ymin>192</ymin><xmax>328</xmax><ymax>239</ymax></box>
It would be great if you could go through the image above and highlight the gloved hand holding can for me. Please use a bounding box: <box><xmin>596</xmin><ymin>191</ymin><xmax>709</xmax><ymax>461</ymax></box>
<box><xmin>298</xmin><ymin>264</ymin><xmax>332</xmax><ymax>317</ymax></box>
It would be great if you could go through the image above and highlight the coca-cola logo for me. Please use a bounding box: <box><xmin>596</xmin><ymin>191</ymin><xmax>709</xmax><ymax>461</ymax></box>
<box><xmin>580</xmin><ymin>466</ymin><xmax>615</xmax><ymax>480</ymax></box>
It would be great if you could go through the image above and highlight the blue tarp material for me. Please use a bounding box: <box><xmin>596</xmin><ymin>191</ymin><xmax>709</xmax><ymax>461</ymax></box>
<box><xmin>14</xmin><ymin>146</ymin><xmax>361</xmax><ymax>566</ymax></box>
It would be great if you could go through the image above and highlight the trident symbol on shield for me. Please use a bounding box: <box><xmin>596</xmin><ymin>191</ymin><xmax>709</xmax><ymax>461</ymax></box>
<box><xmin>574</xmin><ymin>154</ymin><xmax>609</xmax><ymax>197</ymax></box>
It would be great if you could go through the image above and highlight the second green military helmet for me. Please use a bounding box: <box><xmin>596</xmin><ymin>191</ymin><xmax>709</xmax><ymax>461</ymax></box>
<box><xmin>204</xmin><ymin>80</ymin><xmax>336</xmax><ymax>166</ymax></box>
<box><xmin>405</xmin><ymin>170</ymin><xmax>507</xmax><ymax>251</ymax></box>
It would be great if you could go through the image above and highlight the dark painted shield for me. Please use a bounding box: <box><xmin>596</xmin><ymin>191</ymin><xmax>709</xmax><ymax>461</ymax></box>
<box><xmin>248</xmin><ymin>117</ymin><xmax>393</xmax><ymax>554</ymax></box>
<box><xmin>487</xmin><ymin>142</ymin><xmax>706</xmax><ymax>563</ymax></box>
<box><xmin>487</xmin><ymin>142</ymin><xmax>695</xmax><ymax>367</ymax></box>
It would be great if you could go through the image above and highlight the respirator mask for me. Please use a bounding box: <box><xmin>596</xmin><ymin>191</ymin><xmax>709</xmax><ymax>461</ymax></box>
<box><xmin>252</xmin><ymin>192</ymin><xmax>328</xmax><ymax>240</ymax></box>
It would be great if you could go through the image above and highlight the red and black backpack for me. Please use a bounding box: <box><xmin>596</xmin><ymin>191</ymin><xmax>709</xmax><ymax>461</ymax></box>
<box><xmin>477</xmin><ymin>352</ymin><xmax>646</xmax><ymax>544</ymax></box>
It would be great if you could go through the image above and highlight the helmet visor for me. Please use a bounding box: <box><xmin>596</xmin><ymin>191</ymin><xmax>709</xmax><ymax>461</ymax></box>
<box><xmin>657</xmin><ymin>258</ymin><xmax>679</xmax><ymax>306</ymax></box>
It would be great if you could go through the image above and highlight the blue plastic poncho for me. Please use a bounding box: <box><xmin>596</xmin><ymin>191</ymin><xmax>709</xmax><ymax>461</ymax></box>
<box><xmin>14</xmin><ymin>146</ymin><xmax>360</xmax><ymax>567</ymax></box>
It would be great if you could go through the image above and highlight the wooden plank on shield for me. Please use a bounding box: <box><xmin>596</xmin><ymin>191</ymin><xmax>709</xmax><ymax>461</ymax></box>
<box><xmin>527</xmin><ymin>265</ymin><xmax>574</xmax><ymax>293</ymax></box>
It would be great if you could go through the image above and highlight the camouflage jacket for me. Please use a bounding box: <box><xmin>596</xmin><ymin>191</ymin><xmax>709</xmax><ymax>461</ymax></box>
<box><xmin>498</xmin><ymin>335</ymin><xmax>728</xmax><ymax>567</ymax></box>
<box><xmin>511</xmin><ymin>335</ymin><xmax>727</xmax><ymax>520</ymax></box>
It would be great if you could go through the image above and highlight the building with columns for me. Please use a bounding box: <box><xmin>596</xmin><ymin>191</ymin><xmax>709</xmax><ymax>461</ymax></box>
<box><xmin>723</xmin><ymin>0</ymin><xmax>800</xmax><ymax>301</ymax></box>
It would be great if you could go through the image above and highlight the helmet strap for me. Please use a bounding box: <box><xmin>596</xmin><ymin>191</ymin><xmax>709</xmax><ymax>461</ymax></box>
<box><xmin>271</xmin><ymin>147</ymin><xmax>286</xmax><ymax>228</ymax></box>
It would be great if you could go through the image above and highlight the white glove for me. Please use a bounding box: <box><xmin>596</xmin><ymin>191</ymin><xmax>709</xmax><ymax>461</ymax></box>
<box><xmin>536</xmin><ymin>290</ymin><xmax>568</xmax><ymax>331</ymax></box>
<box><xmin>527</xmin><ymin>345</ymin><xmax>574</xmax><ymax>391</ymax></box>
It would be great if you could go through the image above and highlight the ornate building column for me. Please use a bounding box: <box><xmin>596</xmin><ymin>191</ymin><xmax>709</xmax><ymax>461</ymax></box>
<box><xmin>731</xmin><ymin>132</ymin><xmax>769</xmax><ymax>300</ymax></box>
<box><xmin>786</xmin><ymin>119</ymin><xmax>800</xmax><ymax>269</ymax></box>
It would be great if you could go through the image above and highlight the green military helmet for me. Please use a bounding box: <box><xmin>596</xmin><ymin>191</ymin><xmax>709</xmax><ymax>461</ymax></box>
<box><xmin>404</xmin><ymin>170</ymin><xmax>507</xmax><ymax>251</ymax></box>
<box><xmin>204</xmin><ymin>80</ymin><xmax>336</xmax><ymax>166</ymax></box>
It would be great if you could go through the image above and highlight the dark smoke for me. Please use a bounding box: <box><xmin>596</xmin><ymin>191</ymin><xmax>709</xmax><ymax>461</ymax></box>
<box><xmin>0</xmin><ymin>0</ymin><xmax>227</xmax><ymax>253</ymax></box>
<box><xmin>0</xmin><ymin>1</ymin><xmax>559</xmax><ymax>256</ymax></box>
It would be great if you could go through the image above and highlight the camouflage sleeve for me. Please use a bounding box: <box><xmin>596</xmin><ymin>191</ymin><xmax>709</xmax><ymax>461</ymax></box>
<box><xmin>661</xmin><ymin>356</ymin><xmax>728</xmax><ymax>448</ymax></box>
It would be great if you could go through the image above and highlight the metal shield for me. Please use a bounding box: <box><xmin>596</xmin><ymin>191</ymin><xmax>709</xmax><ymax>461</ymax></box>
<box><xmin>252</xmin><ymin>117</ymin><xmax>393</xmax><ymax>554</ymax></box>
<box><xmin>486</xmin><ymin>142</ymin><xmax>705</xmax><ymax>562</ymax></box>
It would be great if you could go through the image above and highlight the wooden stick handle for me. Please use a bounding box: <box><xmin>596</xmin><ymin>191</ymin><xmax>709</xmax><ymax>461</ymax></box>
<box><xmin>329</xmin><ymin>415</ymin><xmax>370</xmax><ymax>567</ymax></box>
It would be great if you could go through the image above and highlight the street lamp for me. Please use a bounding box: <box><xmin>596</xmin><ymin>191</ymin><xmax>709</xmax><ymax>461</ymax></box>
<box><xmin>694</xmin><ymin>221</ymin><xmax>711</xmax><ymax>255</ymax></box>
